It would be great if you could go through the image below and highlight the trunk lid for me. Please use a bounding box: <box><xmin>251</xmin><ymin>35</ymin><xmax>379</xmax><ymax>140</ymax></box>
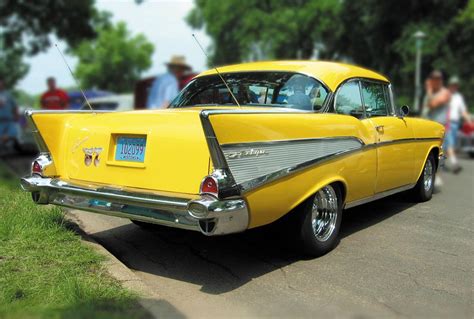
<box><xmin>32</xmin><ymin>109</ymin><xmax>210</xmax><ymax>195</ymax></box>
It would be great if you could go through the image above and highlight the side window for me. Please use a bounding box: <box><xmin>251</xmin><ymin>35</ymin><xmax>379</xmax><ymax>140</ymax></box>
<box><xmin>361</xmin><ymin>81</ymin><xmax>389</xmax><ymax>117</ymax></box>
<box><xmin>335</xmin><ymin>81</ymin><xmax>364</xmax><ymax>118</ymax></box>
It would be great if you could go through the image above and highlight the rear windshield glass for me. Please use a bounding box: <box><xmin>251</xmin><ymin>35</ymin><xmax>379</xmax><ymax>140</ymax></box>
<box><xmin>170</xmin><ymin>72</ymin><xmax>329</xmax><ymax>111</ymax></box>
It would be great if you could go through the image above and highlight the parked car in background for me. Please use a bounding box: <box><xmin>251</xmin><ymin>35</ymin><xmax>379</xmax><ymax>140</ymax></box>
<box><xmin>458</xmin><ymin>118</ymin><xmax>474</xmax><ymax>158</ymax></box>
<box><xmin>21</xmin><ymin>61</ymin><xmax>444</xmax><ymax>256</ymax></box>
<box><xmin>0</xmin><ymin>106</ymin><xmax>36</xmax><ymax>155</ymax></box>
<box><xmin>81</xmin><ymin>94</ymin><xmax>134</xmax><ymax>111</ymax></box>
<box><xmin>15</xmin><ymin>106</ymin><xmax>37</xmax><ymax>153</ymax></box>
<box><xmin>68</xmin><ymin>90</ymin><xmax>113</xmax><ymax>110</ymax></box>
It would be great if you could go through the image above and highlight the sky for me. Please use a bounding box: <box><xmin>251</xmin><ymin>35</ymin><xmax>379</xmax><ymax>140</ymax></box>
<box><xmin>17</xmin><ymin>0</ymin><xmax>210</xmax><ymax>94</ymax></box>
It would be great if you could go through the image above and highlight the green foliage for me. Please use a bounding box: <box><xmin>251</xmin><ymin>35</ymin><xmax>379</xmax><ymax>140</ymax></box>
<box><xmin>0</xmin><ymin>0</ymin><xmax>99</xmax><ymax>56</ymax></box>
<box><xmin>0</xmin><ymin>1</ymin><xmax>110</xmax><ymax>88</ymax></box>
<box><xmin>188</xmin><ymin>0</ymin><xmax>473</xmax><ymax>104</ymax></box>
<box><xmin>0</xmin><ymin>47</ymin><xmax>29</xmax><ymax>89</ymax></box>
<box><xmin>338</xmin><ymin>0</ymin><xmax>472</xmax><ymax>104</ymax></box>
<box><xmin>0</xmin><ymin>163</ymin><xmax>149</xmax><ymax>319</ymax></box>
<box><xmin>72</xmin><ymin>22</ymin><xmax>154</xmax><ymax>93</ymax></box>
<box><xmin>12</xmin><ymin>90</ymin><xmax>40</xmax><ymax>108</ymax></box>
<box><xmin>187</xmin><ymin>0</ymin><xmax>340</xmax><ymax>65</ymax></box>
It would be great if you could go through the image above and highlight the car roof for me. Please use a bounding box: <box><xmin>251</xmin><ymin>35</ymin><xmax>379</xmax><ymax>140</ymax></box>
<box><xmin>196</xmin><ymin>60</ymin><xmax>389</xmax><ymax>92</ymax></box>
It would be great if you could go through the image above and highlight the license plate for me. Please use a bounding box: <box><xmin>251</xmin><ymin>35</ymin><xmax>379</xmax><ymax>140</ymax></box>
<box><xmin>115</xmin><ymin>136</ymin><xmax>147</xmax><ymax>162</ymax></box>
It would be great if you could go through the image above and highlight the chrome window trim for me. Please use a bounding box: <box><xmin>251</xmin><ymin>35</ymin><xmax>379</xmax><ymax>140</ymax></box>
<box><xmin>388</xmin><ymin>84</ymin><xmax>398</xmax><ymax>116</ymax></box>
<box><xmin>360</xmin><ymin>80</ymin><xmax>390</xmax><ymax>117</ymax></box>
<box><xmin>386</xmin><ymin>84</ymin><xmax>396</xmax><ymax>116</ymax></box>
<box><xmin>333</xmin><ymin>77</ymin><xmax>391</xmax><ymax>119</ymax></box>
<box><xmin>333</xmin><ymin>78</ymin><xmax>366</xmax><ymax>119</ymax></box>
<box><xmin>171</xmin><ymin>70</ymin><xmax>332</xmax><ymax>112</ymax></box>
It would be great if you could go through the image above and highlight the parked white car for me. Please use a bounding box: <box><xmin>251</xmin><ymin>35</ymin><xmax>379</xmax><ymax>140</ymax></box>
<box><xmin>81</xmin><ymin>94</ymin><xmax>134</xmax><ymax>111</ymax></box>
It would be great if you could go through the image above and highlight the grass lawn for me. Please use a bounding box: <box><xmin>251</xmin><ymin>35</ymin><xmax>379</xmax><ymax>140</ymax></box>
<box><xmin>0</xmin><ymin>162</ymin><xmax>151</xmax><ymax>319</ymax></box>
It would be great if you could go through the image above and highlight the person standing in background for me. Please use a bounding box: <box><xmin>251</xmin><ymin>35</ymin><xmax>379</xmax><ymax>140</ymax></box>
<box><xmin>446</xmin><ymin>76</ymin><xmax>471</xmax><ymax>173</ymax></box>
<box><xmin>146</xmin><ymin>55</ymin><xmax>191</xmax><ymax>109</ymax></box>
<box><xmin>423</xmin><ymin>70</ymin><xmax>451</xmax><ymax>124</ymax></box>
<box><xmin>0</xmin><ymin>78</ymin><xmax>19</xmax><ymax>147</ymax></box>
<box><xmin>423</xmin><ymin>70</ymin><xmax>451</xmax><ymax>187</ymax></box>
<box><xmin>40</xmin><ymin>77</ymin><xmax>69</xmax><ymax>110</ymax></box>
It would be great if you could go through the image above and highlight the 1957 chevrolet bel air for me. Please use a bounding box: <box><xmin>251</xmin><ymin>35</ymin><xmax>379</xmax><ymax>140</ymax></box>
<box><xmin>21</xmin><ymin>61</ymin><xmax>444</xmax><ymax>255</ymax></box>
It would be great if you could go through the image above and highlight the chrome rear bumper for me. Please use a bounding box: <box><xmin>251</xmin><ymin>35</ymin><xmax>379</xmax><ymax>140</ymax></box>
<box><xmin>20</xmin><ymin>176</ymin><xmax>249</xmax><ymax>236</ymax></box>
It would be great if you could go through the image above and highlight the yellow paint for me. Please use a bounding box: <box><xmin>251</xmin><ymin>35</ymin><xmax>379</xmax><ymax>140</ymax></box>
<box><xmin>32</xmin><ymin>109</ymin><xmax>211</xmax><ymax>195</ymax></box>
<box><xmin>30</xmin><ymin>61</ymin><xmax>445</xmax><ymax>230</ymax></box>
<box><xmin>208</xmin><ymin>112</ymin><xmax>443</xmax><ymax>228</ymax></box>
<box><xmin>197</xmin><ymin>60</ymin><xmax>389</xmax><ymax>91</ymax></box>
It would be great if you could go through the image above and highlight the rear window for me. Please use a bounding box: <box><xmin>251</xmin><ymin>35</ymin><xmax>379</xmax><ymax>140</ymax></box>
<box><xmin>170</xmin><ymin>72</ymin><xmax>329</xmax><ymax>112</ymax></box>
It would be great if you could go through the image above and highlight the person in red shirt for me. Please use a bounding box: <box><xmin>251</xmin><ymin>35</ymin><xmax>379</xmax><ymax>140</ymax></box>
<box><xmin>40</xmin><ymin>77</ymin><xmax>69</xmax><ymax>110</ymax></box>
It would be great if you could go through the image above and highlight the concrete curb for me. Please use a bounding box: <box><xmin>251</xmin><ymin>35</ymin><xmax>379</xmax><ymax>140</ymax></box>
<box><xmin>65</xmin><ymin>212</ymin><xmax>166</xmax><ymax>318</ymax></box>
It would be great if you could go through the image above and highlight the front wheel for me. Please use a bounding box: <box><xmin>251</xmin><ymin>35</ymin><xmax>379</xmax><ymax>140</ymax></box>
<box><xmin>410</xmin><ymin>153</ymin><xmax>436</xmax><ymax>202</ymax></box>
<box><xmin>299</xmin><ymin>184</ymin><xmax>342</xmax><ymax>256</ymax></box>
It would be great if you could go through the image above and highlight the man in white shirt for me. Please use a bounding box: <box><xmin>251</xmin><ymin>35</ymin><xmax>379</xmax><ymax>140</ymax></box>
<box><xmin>446</xmin><ymin>76</ymin><xmax>471</xmax><ymax>173</ymax></box>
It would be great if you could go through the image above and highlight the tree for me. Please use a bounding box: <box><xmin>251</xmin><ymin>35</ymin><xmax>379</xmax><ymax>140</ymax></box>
<box><xmin>0</xmin><ymin>0</ymin><xmax>100</xmax><ymax>55</ymax></box>
<box><xmin>186</xmin><ymin>0</ymin><xmax>340</xmax><ymax>65</ymax></box>
<box><xmin>335</xmin><ymin>0</ymin><xmax>472</xmax><ymax>104</ymax></box>
<box><xmin>187</xmin><ymin>0</ymin><xmax>473</xmax><ymax>105</ymax></box>
<box><xmin>0</xmin><ymin>0</ymin><xmax>109</xmax><ymax>87</ymax></box>
<box><xmin>0</xmin><ymin>46</ymin><xmax>29</xmax><ymax>88</ymax></box>
<box><xmin>72</xmin><ymin>22</ymin><xmax>154</xmax><ymax>93</ymax></box>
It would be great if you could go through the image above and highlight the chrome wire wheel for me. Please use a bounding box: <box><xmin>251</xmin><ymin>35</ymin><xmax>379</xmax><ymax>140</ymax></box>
<box><xmin>423</xmin><ymin>159</ymin><xmax>434</xmax><ymax>192</ymax></box>
<box><xmin>311</xmin><ymin>185</ymin><xmax>338</xmax><ymax>242</ymax></box>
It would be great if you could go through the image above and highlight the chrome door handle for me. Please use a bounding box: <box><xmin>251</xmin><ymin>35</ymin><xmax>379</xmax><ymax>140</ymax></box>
<box><xmin>375</xmin><ymin>125</ymin><xmax>384</xmax><ymax>133</ymax></box>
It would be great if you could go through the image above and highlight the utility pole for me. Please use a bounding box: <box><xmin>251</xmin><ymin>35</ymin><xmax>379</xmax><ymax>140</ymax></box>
<box><xmin>413</xmin><ymin>30</ymin><xmax>426</xmax><ymax>114</ymax></box>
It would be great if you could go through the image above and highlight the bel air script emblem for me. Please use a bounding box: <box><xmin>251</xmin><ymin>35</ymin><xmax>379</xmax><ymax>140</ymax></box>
<box><xmin>83</xmin><ymin>147</ymin><xmax>103</xmax><ymax>167</ymax></box>
<box><xmin>226</xmin><ymin>148</ymin><xmax>268</xmax><ymax>160</ymax></box>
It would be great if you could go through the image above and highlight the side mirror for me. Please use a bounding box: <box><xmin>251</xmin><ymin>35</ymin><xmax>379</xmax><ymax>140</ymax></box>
<box><xmin>399</xmin><ymin>105</ymin><xmax>410</xmax><ymax>118</ymax></box>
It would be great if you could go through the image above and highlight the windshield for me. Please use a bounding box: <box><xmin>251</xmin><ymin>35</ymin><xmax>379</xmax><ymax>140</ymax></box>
<box><xmin>170</xmin><ymin>72</ymin><xmax>329</xmax><ymax>111</ymax></box>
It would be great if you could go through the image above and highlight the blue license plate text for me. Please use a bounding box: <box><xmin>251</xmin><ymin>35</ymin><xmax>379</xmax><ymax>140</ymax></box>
<box><xmin>115</xmin><ymin>137</ymin><xmax>147</xmax><ymax>162</ymax></box>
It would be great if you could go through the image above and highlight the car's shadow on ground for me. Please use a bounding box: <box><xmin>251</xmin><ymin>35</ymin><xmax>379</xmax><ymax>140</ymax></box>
<box><xmin>88</xmin><ymin>192</ymin><xmax>417</xmax><ymax>295</ymax></box>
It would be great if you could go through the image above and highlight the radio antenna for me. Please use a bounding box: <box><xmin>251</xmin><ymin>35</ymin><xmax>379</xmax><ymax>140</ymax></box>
<box><xmin>54</xmin><ymin>43</ymin><xmax>93</xmax><ymax>110</ymax></box>
<box><xmin>192</xmin><ymin>34</ymin><xmax>240</xmax><ymax>108</ymax></box>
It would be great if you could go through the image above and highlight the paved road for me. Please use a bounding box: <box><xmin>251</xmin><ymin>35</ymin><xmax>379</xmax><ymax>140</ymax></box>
<box><xmin>4</xmin><ymin>154</ymin><xmax>473</xmax><ymax>318</ymax></box>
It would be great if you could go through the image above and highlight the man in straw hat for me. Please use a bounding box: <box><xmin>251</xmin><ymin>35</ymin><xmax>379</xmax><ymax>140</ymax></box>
<box><xmin>146</xmin><ymin>55</ymin><xmax>191</xmax><ymax>109</ymax></box>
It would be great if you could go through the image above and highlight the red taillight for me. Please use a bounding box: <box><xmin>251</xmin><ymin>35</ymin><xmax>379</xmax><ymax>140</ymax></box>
<box><xmin>32</xmin><ymin>161</ymin><xmax>42</xmax><ymax>175</ymax></box>
<box><xmin>200</xmin><ymin>176</ymin><xmax>218</xmax><ymax>196</ymax></box>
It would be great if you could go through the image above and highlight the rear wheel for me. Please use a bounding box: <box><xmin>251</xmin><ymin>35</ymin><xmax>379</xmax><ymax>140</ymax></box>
<box><xmin>410</xmin><ymin>153</ymin><xmax>436</xmax><ymax>202</ymax></box>
<box><xmin>299</xmin><ymin>184</ymin><xmax>342</xmax><ymax>256</ymax></box>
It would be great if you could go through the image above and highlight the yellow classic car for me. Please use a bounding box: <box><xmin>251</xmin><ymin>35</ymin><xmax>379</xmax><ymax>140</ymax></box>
<box><xmin>21</xmin><ymin>61</ymin><xmax>444</xmax><ymax>256</ymax></box>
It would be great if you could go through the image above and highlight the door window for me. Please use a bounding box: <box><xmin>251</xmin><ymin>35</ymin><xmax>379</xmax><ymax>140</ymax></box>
<box><xmin>361</xmin><ymin>81</ymin><xmax>389</xmax><ymax>117</ymax></box>
<box><xmin>335</xmin><ymin>81</ymin><xmax>364</xmax><ymax>118</ymax></box>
